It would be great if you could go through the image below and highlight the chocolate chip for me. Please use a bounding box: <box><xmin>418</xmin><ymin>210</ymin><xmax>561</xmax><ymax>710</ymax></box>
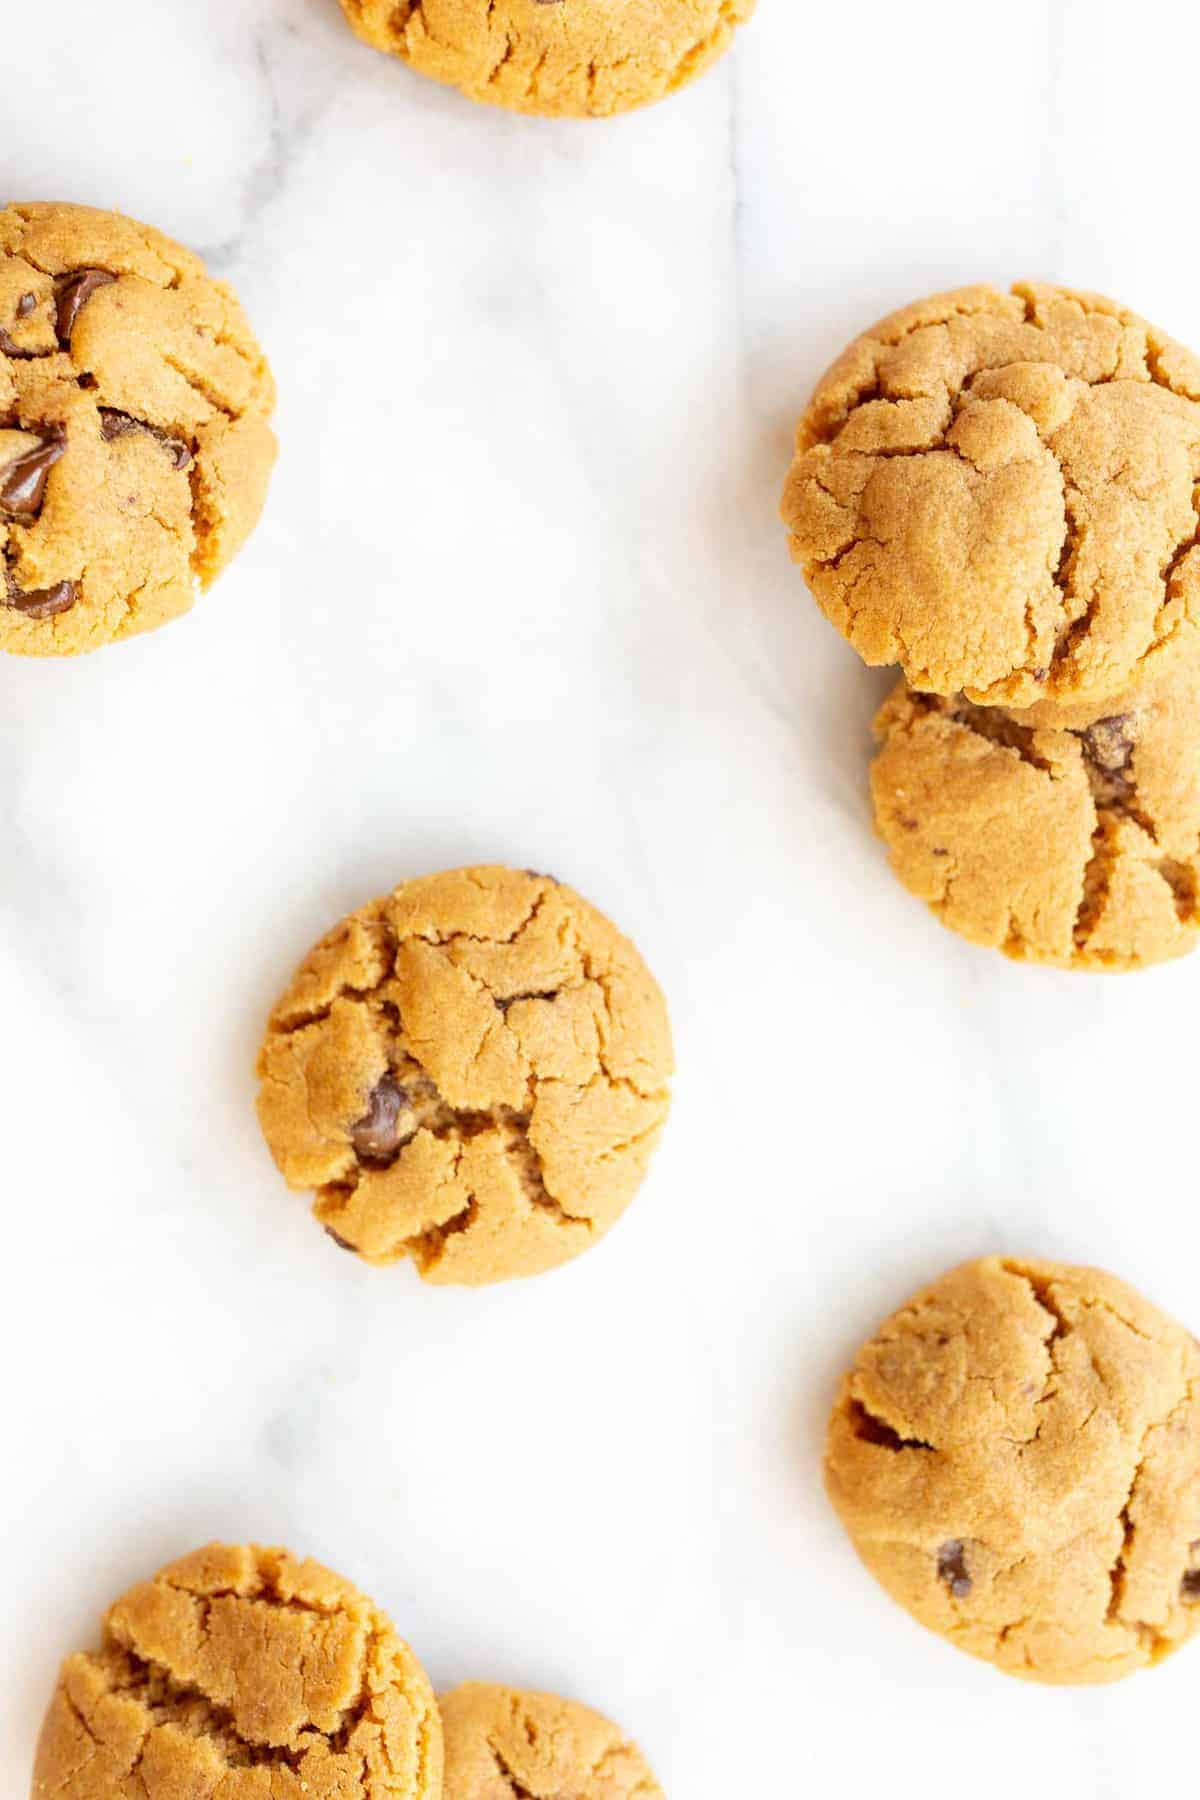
<box><xmin>1080</xmin><ymin>714</ymin><xmax>1134</xmax><ymax>777</ymax></box>
<box><xmin>0</xmin><ymin>330</ymin><xmax>42</xmax><ymax>360</ymax></box>
<box><xmin>350</xmin><ymin>1074</ymin><xmax>413</xmax><ymax>1164</ymax></box>
<box><xmin>99</xmin><ymin>408</ymin><xmax>193</xmax><ymax>472</ymax></box>
<box><xmin>937</xmin><ymin>1540</ymin><xmax>972</xmax><ymax>1598</ymax></box>
<box><xmin>1182</xmin><ymin>1569</ymin><xmax>1200</xmax><ymax>1603</ymax></box>
<box><xmin>16</xmin><ymin>293</ymin><xmax>35</xmax><ymax>319</ymax></box>
<box><xmin>2</xmin><ymin>569</ymin><xmax>77</xmax><ymax>620</ymax></box>
<box><xmin>56</xmin><ymin>268</ymin><xmax>116</xmax><ymax>345</ymax></box>
<box><xmin>0</xmin><ymin>431</ymin><xmax>66</xmax><ymax>519</ymax></box>
<box><xmin>324</xmin><ymin>1227</ymin><xmax>358</xmax><ymax>1254</ymax></box>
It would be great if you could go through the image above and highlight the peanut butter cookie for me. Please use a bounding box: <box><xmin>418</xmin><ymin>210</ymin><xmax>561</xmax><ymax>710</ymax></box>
<box><xmin>256</xmin><ymin>866</ymin><xmax>673</xmax><ymax>1285</ymax></box>
<box><xmin>339</xmin><ymin>0</ymin><xmax>756</xmax><ymax>118</ymax></box>
<box><xmin>781</xmin><ymin>283</ymin><xmax>1200</xmax><ymax>710</ymax></box>
<box><xmin>826</xmin><ymin>1258</ymin><xmax>1200</xmax><ymax>1684</ymax></box>
<box><xmin>440</xmin><ymin>1682</ymin><xmax>662</xmax><ymax>1799</ymax></box>
<box><xmin>869</xmin><ymin>621</ymin><xmax>1200</xmax><ymax>969</ymax></box>
<box><xmin>1</xmin><ymin>202</ymin><xmax>275</xmax><ymax>656</ymax></box>
<box><xmin>31</xmin><ymin>1542</ymin><xmax>442</xmax><ymax>1798</ymax></box>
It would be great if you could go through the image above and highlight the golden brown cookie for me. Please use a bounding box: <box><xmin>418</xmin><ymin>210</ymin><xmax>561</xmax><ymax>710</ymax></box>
<box><xmin>826</xmin><ymin>1257</ymin><xmax>1200</xmax><ymax>1685</ymax></box>
<box><xmin>339</xmin><ymin>0</ymin><xmax>756</xmax><ymax>119</ymax></box>
<box><xmin>1</xmin><ymin>202</ymin><xmax>275</xmax><ymax>656</ymax></box>
<box><xmin>31</xmin><ymin>1542</ymin><xmax>442</xmax><ymax>1799</ymax></box>
<box><xmin>257</xmin><ymin>866</ymin><xmax>673</xmax><ymax>1285</ymax></box>
<box><xmin>440</xmin><ymin>1682</ymin><xmax>663</xmax><ymax>1799</ymax></box>
<box><xmin>869</xmin><ymin>621</ymin><xmax>1200</xmax><ymax>970</ymax></box>
<box><xmin>781</xmin><ymin>283</ymin><xmax>1200</xmax><ymax>710</ymax></box>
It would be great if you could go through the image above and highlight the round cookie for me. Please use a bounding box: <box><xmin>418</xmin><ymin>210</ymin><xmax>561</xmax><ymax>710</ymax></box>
<box><xmin>339</xmin><ymin>0</ymin><xmax>756</xmax><ymax>119</ymax></box>
<box><xmin>869</xmin><ymin>622</ymin><xmax>1200</xmax><ymax>970</ymax></box>
<box><xmin>440</xmin><ymin>1682</ymin><xmax>663</xmax><ymax>1799</ymax></box>
<box><xmin>781</xmin><ymin>282</ymin><xmax>1200</xmax><ymax>710</ymax></box>
<box><xmin>256</xmin><ymin>866</ymin><xmax>673</xmax><ymax>1285</ymax></box>
<box><xmin>1</xmin><ymin>202</ymin><xmax>275</xmax><ymax>655</ymax></box>
<box><xmin>31</xmin><ymin>1542</ymin><xmax>442</xmax><ymax>1799</ymax></box>
<box><xmin>826</xmin><ymin>1257</ymin><xmax>1200</xmax><ymax>1685</ymax></box>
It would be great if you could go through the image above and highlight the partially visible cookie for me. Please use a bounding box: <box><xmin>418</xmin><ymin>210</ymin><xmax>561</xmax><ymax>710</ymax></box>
<box><xmin>781</xmin><ymin>283</ymin><xmax>1200</xmax><ymax>710</ymax></box>
<box><xmin>31</xmin><ymin>1542</ymin><xmax>442</xmax><ymax>1799</ymax></box>
<box><xmin>440</xmin><ymin>1681</ymin><xmax>663</xmax><ymax>1799</ymax></box>
<box><xmin>339</xmin><ymin>0</ymin><xmax>756</xmax><ymax>119</ymax></box>
<box><xmin>257</xmin><ymin>866</ymin><xmax>674</xmax><ymax>1285</ymax></box>
<box><xmin>826</xmin><ymin>1258</ymin><xmax>1200</xmax><ymax>1684</ymax></box>
<box><xmin>869</xmin><ymin>622</ymin><xmax>1200</xmax><ymax>969</ymax></box>
<box><xmin>1</xmin><ymin>202</ymin><xmax>275</xmax><ymax>656</ymax></box>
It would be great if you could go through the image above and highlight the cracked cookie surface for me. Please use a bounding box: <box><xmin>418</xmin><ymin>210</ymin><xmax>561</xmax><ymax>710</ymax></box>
<box><xmin>869</xmin><ymin>621</ymin><xmax>1200</xmax><ymax>970</ymax></box>
<box><xmin>1</xmin><ymin>202</ymin><xmax>275</xmax><ymax>656</ymax></box>
<box><xmin>256</xmin><ymin>865</ymin><xmax>674</xmax><ymax>1286</ymax></box>
<box><xmin>339</xmin><ymin>0</ymin><xmax>756</xmax><ymax>119</ymax></box>
<box><xmin>781</xmin><ymin>283</ymin><xmax>1200</xmax><ymax>710</ymax></box>
<box><xmin>826</xmin><ymin>1257</ymin><xmax>1200</xmax><ymax>1684</ymax></box>
<box><xmin>31</xmin><ymin>1542</ymin><xmax>442</xmax><ymax>1798</ymax></box>
<box><xmin>440</xmin><ymin>1682</ymin><xmax>662</xmax><ymax>1799</ymax></box>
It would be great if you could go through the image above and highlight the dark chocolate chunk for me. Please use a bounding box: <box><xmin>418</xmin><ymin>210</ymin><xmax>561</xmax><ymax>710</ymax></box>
<box><xmin>937</xmin><ymin>1540</ymin><xmax>972</xmax><ymax>1598</ymax></box>
<box><xmin>0</xmin><ymin>430</ymin><xmax>66</xmax><ymax>519</ymax></box>
<box><xmin>3</xmin><ymin>569</ymin><xmax>77</xmax><ymax>620</ymax></box>
<box><xmin>56</xmin><ymin>268</ymin><xmax>116</xmax><ymax>345</ymax></box>
<box><xmin>350</xmin><ymin>1074</ymin><xmax>412</xmax><ymax>1164</ymax></box>
<box><xmin>99</xmin><ymin>408</ymin><xmax>193</xmax><ymax>471</ymax></box>
<box><xmin>1182</xmin><ymin>1569</ymin><xmax>1200</xmax><ymax>1603</ymax></box>
<box><xmin>1080</xmin><ymin>714</ymin><xmax>1134</xmax><ymax>777</ymax></box>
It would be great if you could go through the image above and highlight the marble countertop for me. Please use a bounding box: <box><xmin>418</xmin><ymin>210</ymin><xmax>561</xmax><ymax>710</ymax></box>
<box><xmin>5</xmin><ymin>2</ymin><xmax>1199</xmax><ymax>1793</ymax></box>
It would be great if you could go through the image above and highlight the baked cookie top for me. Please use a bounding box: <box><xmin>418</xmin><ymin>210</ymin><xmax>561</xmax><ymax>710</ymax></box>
<box><xmin>826</xmin><ymin>1258</ymin><xmax>1200</xmax><ymax>1684</ymax></box>
<box><xmin>782</xmin><ymin>283</ymin><xmax>1200</xmax><ymax>710</ymax></box>
<box><xmin>870</xmin><ymin>622</ymin><xmax>1200</xmax><ymax>970</ymax></box>
<box><xmin>257</xmin><ymin>866</ymin><xmax>673</xmax><ymax>1285</ymax></box>
<box><xmin>339</xmin><ymin>0</ymin><xmax>756</xmax><ymax>119</ymax></box>
<box><xmin>440</xmin><ymin>1682</ymin><xmax>663</xmax><ymax>1799</ymax></box>
<box><xmin>0</xmin><ymin>202</ymin><xmax>275</xmax><ymax>656</ymax></box>
<box><xmin>31</xmin><ymin>1543</ymin><xmax>442</xmax><ymax>1799</ymax></box>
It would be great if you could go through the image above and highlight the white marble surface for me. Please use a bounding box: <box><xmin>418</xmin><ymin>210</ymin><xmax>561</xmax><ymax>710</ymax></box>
<box><xmin>5</xmin><ymin>2</ymin><xmax>1200</xmax><ymax>1793</ymax></box>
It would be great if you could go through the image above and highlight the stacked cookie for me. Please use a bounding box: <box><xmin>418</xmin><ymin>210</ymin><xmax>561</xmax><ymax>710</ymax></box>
<box><xmin>31</xmin><ymin>1542</ymin><xmax>662</xmax><ymax>1799</ymax></box>
<box><xmin>781</xmin><ymin>283</ymin><xmax>1200</xmax><ymax>972</ymax></box>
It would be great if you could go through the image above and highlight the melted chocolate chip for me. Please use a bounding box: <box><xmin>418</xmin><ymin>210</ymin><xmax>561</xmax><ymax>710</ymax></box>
<box><xmin>99</xmin><ymin>408</ymin><xmax>193</xmax><ymax>472</ymax></box>
<box><xmin>2</xmin><ymin>569</ymin><xmax>77</xmax><ymax>620</ymax></box>
<box><xmin>0</xmin><ymin>329</ymin><xmax>43</xmax><ymax>360</ymax></box>
<box><xmin>350</xmin><ymin>1074</ymin><xmax>412</xmax><ymax>1164</ymax></box>
<box><xmin>0</xmin><ymin>431</ymin><xmax>66</xmax><ymax>519</ymax></box>
<box><xmin>937</xmin><ymin>1540</ymin><xmax>972</xmax><ymax>1598</ymax></box>
<box><xmin>1182</xmin><ymin>1569</ymin><xmax>1200</xmax><ymax>1603</ymax></box>
<box><xmin>56</xmin><ymin>268</ymin><xmax>116</xmax><ymax>345</ymax></box>
<box><xmin>16</xmin><ymin>293</ymin><xmax>35</xmax><ymax>319</ymax></box>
